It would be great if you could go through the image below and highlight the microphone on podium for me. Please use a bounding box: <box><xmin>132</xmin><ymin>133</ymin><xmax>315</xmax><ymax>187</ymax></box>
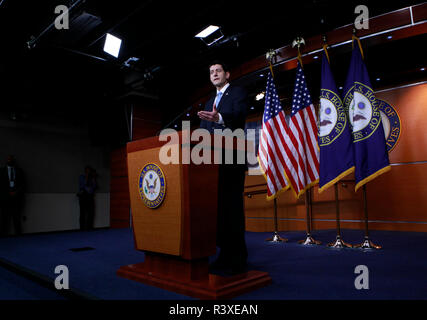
<box><xmin>156</xmin><ymin>105</ymin><xmax>194</xmax><ymax>136</ymax></box>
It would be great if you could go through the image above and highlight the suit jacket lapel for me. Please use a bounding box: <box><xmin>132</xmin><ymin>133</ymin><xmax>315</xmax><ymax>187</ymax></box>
<box><xmin>216</xmin><ymin>86</ymin><xmax>231</xmax><ymax>113</ymax></box>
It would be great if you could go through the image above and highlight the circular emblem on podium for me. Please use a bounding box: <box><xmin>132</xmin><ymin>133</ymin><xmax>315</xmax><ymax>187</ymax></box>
<box><xmin>377</xmin><ymin>98</ymin><xmax>401</xmax><ymax>153</ymax></box>
<box><xmin>138</xmin><ymin>163</ymin><xmax>166</xmax><ymax>209</ymax></box>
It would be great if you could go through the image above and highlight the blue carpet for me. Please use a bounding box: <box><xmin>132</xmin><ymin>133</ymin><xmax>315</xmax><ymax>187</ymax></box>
<box><xmin>0</xmin><ymin>266</ymin><xmax>65</xmax><ymax>300</ymax></box>
<box><xmin>238</xmin><ymin>230</ymin><xmax>427</xmax><ymax>300</ymax></box>
<box><xmin>0</xmin><ymin>228</ymin><xmax>426</xmax><ymax>300</ymax></box>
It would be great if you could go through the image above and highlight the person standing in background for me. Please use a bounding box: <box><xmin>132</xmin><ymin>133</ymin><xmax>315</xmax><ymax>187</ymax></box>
<box><xmin>78</xmin><ymin>166</ymin><xmax>97</xmax><ymax>230</ymax></box>
<box><xmin>0</xmin><ymin>155</ymin><xmax>25</xmax><ymax>236</ymax></box>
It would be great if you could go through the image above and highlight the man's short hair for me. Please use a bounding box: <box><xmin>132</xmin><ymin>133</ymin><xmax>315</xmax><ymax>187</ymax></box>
<box><xmin>208</xmin><ymin>60</ymin><xmax>229</xmax><ymax>73</ymax></box>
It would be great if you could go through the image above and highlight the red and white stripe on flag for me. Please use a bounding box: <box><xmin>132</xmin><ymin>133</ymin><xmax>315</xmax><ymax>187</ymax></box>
<box><xmin>283</xmin><ymin>62</ymin><xmax>319</xmax><ymax>198</ymax></box>
<box><xmin>258</xmin><ymin>72</ymin><xmax>289</xmax><ymax>200</ymax></box>
<box><xmin>259</xmin><ymin>111</ymin><xmax>290</xmax><ymax>200</ymax></box>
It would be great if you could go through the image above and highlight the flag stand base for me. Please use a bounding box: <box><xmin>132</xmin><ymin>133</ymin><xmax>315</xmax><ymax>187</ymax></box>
<box><xmin>327</xmin><ymin>235</ymin><xmax>353</xmax><ymax>248</ymax></box>
<box><xmin>298</xmin><ymin>234</ymin><xmax>321</xmax><ymax>245</ymax></box>
<box><xmin>266</xmin><ymin>232</ymin><xmax>288</xmax><ymax>243</ymax></box>
<box><xmin>354</xmin><ymin>236</ymin><xmax>381</xmax><ymax>250</ymax></box>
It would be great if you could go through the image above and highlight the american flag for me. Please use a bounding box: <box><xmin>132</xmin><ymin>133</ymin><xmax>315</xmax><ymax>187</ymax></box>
<box><xmin>258</xmin><ymin>71</ymin><xmax>289</xmax><ymax>199</ymax></box>
<box><xmin>285</xmin><ymin>62</ymin><xmax>319</xmax><ymax>198</ymax></box>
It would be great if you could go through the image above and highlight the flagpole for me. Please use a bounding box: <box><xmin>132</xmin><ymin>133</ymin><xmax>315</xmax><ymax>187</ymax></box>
<box><xmin>344</xmin><ymin>30</ymin><xmax>384</xmax><ymax>249</ymax></box>
<box><xmin>355</xmin><ymin>185</ymin><xmax>381</xmax><ymax>249</ymax></box>
<box><xmin>305</xmin><ymin>189</ymin><xmax>311</xmax><ymax>233</ymax></box>
<box><xmin>266</xmin><ymin>198</ymin><xmax>288</xmax><ymax>243</ymax></box>
<box><xmin>298</xmin><ymin>188</ymin><xmax>321</xmax><ymax>245</ymax></box>
<box><xmin>264</xmin><ymin>48</ymin><xmax>287</xmax><ymax>243</ymax></box>
<box><xmin>290</xmin><ymin>37</ymin><xmax>321</xmax><ymax>246</ymax></box>
<box><xmin>309</xmin><ymin>188</ymin><xmax>314</xmax><ymax>232</ymax></box>
<box><xmin>328</xmin><ymin>183</ymin><xmax>353</xmax><ymax>248</ymax></box>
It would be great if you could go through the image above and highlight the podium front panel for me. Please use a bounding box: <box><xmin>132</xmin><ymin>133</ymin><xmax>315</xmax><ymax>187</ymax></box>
<box><xmin>128</xmin><ymin>146</ymin><xmax>182</xmax><ymax>256</ymax></box>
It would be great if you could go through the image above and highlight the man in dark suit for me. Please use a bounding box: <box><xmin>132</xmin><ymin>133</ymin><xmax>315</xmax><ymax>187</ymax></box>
<box><xmin>78</xmin><ymin>165</ymin><xmax>97</xmax><ymax>230</ymax></box>
<box><xmin>198</xmin><ymin>61</ymin><xmax>248</xmax><ymax>274</ymax></box>
<box><xmin>0</xmin><ymin>155</ymin><xmax>25</xmax><ymax>236</ymax></box>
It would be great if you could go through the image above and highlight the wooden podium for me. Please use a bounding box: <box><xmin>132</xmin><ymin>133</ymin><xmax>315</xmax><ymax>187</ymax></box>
<box><xmin>117</xmin><ymin>131</ymin><xmax>271</xmax><ymax>299</ymax></box>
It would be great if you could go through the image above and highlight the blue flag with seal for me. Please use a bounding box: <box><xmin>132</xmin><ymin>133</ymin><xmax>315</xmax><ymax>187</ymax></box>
<box><xmin>318</xmin><ymin>46</ymin><xmax>355</xmax><ymax>193</ymax></box>
<box><xmin>342</xmin><ymin>37</ymin><xmax>391</xmax><ymax>192</ymax></box>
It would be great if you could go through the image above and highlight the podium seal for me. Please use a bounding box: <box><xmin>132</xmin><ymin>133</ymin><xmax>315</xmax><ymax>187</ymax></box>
<box><xmin>139</xmin><ymin>163</ymin><xmax>166</xmax><ymax>209</ymax></box>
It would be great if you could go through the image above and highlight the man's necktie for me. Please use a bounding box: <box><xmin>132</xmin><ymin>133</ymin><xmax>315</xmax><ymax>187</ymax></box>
<box><xmin>9</xmin><ymin>167</ymin><xmax>15</xmax><ymax>188</ymax></box>
<box><xmin>213</xmin><ymin>91</ymin><xmax>223</xmax><ymax>110</ymax></box>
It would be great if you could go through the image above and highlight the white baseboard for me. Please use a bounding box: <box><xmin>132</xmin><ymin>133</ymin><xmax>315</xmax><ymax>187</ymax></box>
<box><xmin>1</xmin><ymin>193</ymin><xmax>110</xmax><ymax>234</ymax></box>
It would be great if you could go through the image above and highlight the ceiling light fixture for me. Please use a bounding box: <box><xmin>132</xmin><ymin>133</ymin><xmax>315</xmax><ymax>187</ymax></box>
<box><xmin>123</xmin><ymin>57</ymin><xmax>140</xmax><ymax>67</ymax></box>
<box><xmin>195</xmin><ymin>25</ymin><xmax>224</xmax><ymax>46</ymax></box>
<box><xmin>103</xmin><ymin>33</ymin><xmax>122</xmax><ymax>58</ymax></box>
<box><xmin>195</xmin><ymin>25</ymin><xmax>219</xmax><ymax>38</ymax></box>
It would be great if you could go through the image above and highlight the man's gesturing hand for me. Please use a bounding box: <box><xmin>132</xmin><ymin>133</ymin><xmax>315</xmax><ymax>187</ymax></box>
<box><xmin>198</xmin><ymin>105</ymin><xmax>220</xmax><ymax>123</ymax></box>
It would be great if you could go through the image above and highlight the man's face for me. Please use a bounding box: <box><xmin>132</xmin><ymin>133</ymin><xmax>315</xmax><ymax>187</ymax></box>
<box><xmin>209</xmin><ymin>64</ymin><xmax>230</xmax><ymax>89</ymax></box>
<box><xmin>7</xmin><ymin>156</ymin><xmax>15</xmax><ymax>166</ymax></box>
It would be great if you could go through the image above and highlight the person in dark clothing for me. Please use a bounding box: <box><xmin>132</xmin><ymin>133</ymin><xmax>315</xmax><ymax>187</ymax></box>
<box><xmin>78</xmin><ymin>166</ymin><xmax>97</xmax><ymax>230</ymax></box>
<box><xmin>0</xmin><ymin>155</ymin><xmax>25</xmax><ymax>236</ymax></box>
<box><xmin>198</xmin><ymin>61</ymin><xmax>248</xmax><ymax>274</ymax></box>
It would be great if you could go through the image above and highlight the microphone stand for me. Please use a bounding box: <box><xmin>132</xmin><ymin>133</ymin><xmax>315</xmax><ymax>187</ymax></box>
<box><xmin>156</xmin><ymin>105</ymin><xmax>193</xmax><ymax>136</ymax></box>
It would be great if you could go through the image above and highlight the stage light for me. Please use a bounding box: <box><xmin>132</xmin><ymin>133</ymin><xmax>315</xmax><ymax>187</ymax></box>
<box><xmin>255</xmin><ymin>92</ymin><xmax>265</xmax><ymax>101</ymax></box>
<box><xmin>195</xmin><ymin>25</ymin><xmax>219</xmax><ymax>38</ymax></box>
<box><xmin>421</xmin><ymin>67</ymin><xmax>425</xmax><ymax>71</ymax></box>
<box><xmin>387</xmin><ymin>35</ymin><xmax>393</xmax><ymax>40</ymax></box>
<box><xmin>103</xmin><ymin>33</ymin><xmax>122</xmax><ymax>58</ymax></box>
<box><xmin>376</xmin><ymin>77</ymin><xmax>381</xmax><ymax>81</ymax></box>
<box><xmin>313</xmin><ymin>55</ymin><xmax>319</xmax><ymax>59</ymax></box>
<box><xmin>195</xmin><ymin>25</ymin><xmax>224</xmax><ymax>46</ymax></box>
